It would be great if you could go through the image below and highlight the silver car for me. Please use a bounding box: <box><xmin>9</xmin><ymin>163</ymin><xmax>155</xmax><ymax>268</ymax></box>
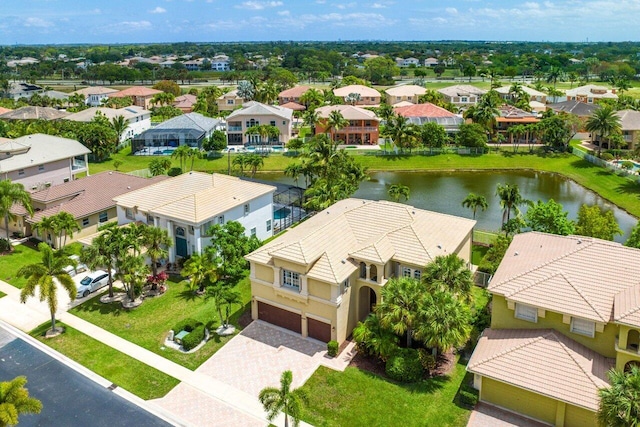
<box><xmin>77</xmin><ymin>270</ymin><xmax>111</xmax><ymax>298</ymax></box>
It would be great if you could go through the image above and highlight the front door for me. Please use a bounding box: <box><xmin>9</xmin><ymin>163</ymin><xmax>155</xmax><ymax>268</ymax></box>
<box><xmin>175</xmin><ymin>227</ymin><xmax>188</xmax><ymax>258</ymax></box>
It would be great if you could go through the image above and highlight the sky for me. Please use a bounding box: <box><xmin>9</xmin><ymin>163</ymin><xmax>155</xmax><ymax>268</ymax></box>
<box><xmin>2</xmin><ymin>0</ymin><xmax>640</xmax><ymax>45</ymax></box>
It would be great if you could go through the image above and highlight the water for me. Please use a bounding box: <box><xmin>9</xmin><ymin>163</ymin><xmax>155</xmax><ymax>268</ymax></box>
<box><xmin>274</xmin><ymin>207</ymin><xmax>291</xmax><ymax>220</ymax></box>
<box><xmin>613</xmin><ymin>160</ymin><xmax>640</xmax><ymax>172</ymax></box>
<box><xmin>259</xmin><ymin>170</ymin><xmax>638</xmax><ymax>243</ymax></box>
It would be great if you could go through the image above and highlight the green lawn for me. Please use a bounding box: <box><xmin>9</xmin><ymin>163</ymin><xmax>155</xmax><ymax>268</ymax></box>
<box><xmin>0</xmin><ymin>243</ymin><xmax>42</xmax><ymax>289</ymax></box>
<box><xmin>70</xmin><ymin>276</ymin><xmax>252</xmax><ymax>370</ymax></box>
<box><xmin>472</xmin><ymin>245</ymin><xmax>489</xmax><ymax>266</ymax></box>
<box><xmin>31</xmin><ymin>322</ymin><xmax>179</xmax><ymax>399</ymax></box>
<box><xmin>300</xmin><ymin>359</ymin><xmax>472</xmax><ymax>427</ymax></box>
<box><xmin>0</xmin><ymin>290</ymin><xmax>5</xmax><ymax>298</ymax></box>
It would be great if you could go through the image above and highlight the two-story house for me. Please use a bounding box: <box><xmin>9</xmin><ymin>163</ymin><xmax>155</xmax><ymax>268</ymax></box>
<box><xmin>211</xmin><ymin>55</ymin><xmax>231</xmax><ymax>71</ymax></box>
<box><xmin>226</xmin><ymin>102</ymin><xmax>293</xmax><ymax>147</ymax></box>
<box><xmin>245</xmin><ymin>199</ymin><xmax>475</xmax><ymax>344</ymax></box>
<box><xmin>468</xmin><ymin>232</ymin><xmax>640</xmax><ymax>427</ymax></box>
<box><xmin>565</xmin><ymin>84</ymin><xmax>617</xmax><ymax>104</ymax></box>
<box><xmin>277</xmin><ymin>85</ymin><xmax>311</xmax><ymax>106</ymax></box>
<box><xmin>216</xmin><ymin>89</ymin><xmax>244</xmax><ymax>112</ymax></box>
<box><xmin>107</xmin><ymin>86</ymin><xmax>162</xmax><ymax>109</ymax></box>
<box><xmin>70</xmin><ymin>86</ymin><xmax>119</xmax><ymax>107</ymax></box>
<box><xmin>333</xmin><ymin>85</ymin><xmax>381</xmax><ymax>106</ymax></box>
<box><xmin>314</xmin><ymin>105</ymin><xmax>380</xmax><ymax>145</ymax></box>
<box><xmin>384</xmin><ymin>85</ymin><xmax>427</xmax><ymax>105</ymax></box>
<box><xmin>495</xmin><ymin>85</ymin><xmax>548</xmax><ymax>104</ymax></box>
<box><xmin>64</xmin><ymin>106</ymin><xmax>151</xmax><ymax>142</ymax></box>
<box><xmin>113</xmin><ymin>172</ymin><xmax>276</xmax><ymax>262</ymax></box>
<box><xmin>616</xmin><ymin>109</ymin><xmax>640</xmax><ymax>151</ymax></box>
<box><xmin>437</xmin><ymin>85</ymin><xmax>487</xmax><ymax>109</ymax></box>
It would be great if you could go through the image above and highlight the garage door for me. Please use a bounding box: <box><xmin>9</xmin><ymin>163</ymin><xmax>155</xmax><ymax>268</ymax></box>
<box><xmin>258</xmin><ymin>302</ymin><xmax>301</xmax><ymax>334</ymax></box>
<box><xmin>307</xmin><ymin>318</ymin><xmax>331</xmax><ymax>343</ymax></box>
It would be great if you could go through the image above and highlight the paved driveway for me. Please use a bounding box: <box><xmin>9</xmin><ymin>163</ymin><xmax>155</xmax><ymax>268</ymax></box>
<box><xmin>467</xmin><ymin>403</ymin><xmax>550</xmax><ymax>427</ymax></box>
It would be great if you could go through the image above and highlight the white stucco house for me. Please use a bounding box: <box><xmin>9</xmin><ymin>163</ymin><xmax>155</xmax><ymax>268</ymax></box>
<box><xmin>113</xmin><ymin>172</ymin><xmax>276</xmax><ymax>262</ymax></box>
<box><xmin>70</xmin><ymin>86</ymin><xmax>119</xmax><ymax>107</ymax></box>
<box><xmin>64</xmin><ymin>106</ymin><xmax>151</xmax><ymax>142</ymax></box>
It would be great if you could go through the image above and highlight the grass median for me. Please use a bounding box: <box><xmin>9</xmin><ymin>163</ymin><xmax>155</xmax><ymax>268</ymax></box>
<box><xmin>31</xmin><ymin>322</ymin><xmax>179</xmax><ymax>400</ymax></box>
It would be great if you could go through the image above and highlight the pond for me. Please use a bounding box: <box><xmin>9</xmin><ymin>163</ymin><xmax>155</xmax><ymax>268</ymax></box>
<box><xmin>259</xmin><ymin>170</ymin><xmax>638</xmax><ymax>243</ymax></box>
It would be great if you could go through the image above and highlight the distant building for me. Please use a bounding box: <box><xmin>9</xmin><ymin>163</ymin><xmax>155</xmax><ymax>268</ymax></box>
<box><xmin>315</xmin><ymin>105</ymin><xmax>380</xmax><ymax>145</ymax></box>
<box><xmin>2</xmin><ymin>82</ymin><xmax>44</xmax><ymax>100</ymax></box>
<box><xmin>385</xmin><ymin>85</ymin><xmax>427</xmax><ymax>105</ymax></box>
<box><xmin>226</xmin><ymin>102</ymin><xmax>293</xmax><ymax>146</ymax></box>
<box><xmin>333</xmin><ymin>85</ymin><xmax>381</xmax><ymax>106</ymax></box>
<box><xmin>565</xmin><ymin>84</ymin><xmax>618</xmax><ymax>104</ymax></box>
<box><xmin>437</xmin><ymin>85</ymin><xmax>487</xmax><ymax>108</ymax></box>
<box><xmin>216</xmin><ymin>89</ymin><xmax>244</xmax><ymax>112</ymax></box>
<box><xmin>70</xmin><ymin>86</ymin><xmax>119</xmax><ymax>107</ymax></box>
<box><xmin>64</xmin><ymin>106</ymin><xmax>151</xmax><ymax>142</ymax></box>
<box><xmin>108</xmin><ymin>86</ymin><xmax>163</xmax><ymax>109</ymax></box>
<box><xmin>211</xmin><ymin>55</ymin><xmax>231</xmax><ymax>71</ymax></box>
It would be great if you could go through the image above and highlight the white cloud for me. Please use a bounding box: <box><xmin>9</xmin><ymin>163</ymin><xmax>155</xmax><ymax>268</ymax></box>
<box><xmin>335</xmin><ymin>2</ymin><xmax>356</xmax><ymax>10</ymax></box>
<box><xmin>277</xmin><ymin>10</ymin><xmax>290</xmax><ymax>16</ymax></box>
<box><xmin>102</xmin><ymin>20</ymin><xmax>153</xmax><ymax>33</ymax></box>
<box><xmin>236</xmin><ymin>1</ymin><xmax>283</xmax><ymax>9</ymax></box>
<box><xmin>150</xmin><ymin>7</ymin><xmax>167</xmax><ymax>13</ymax></box>
<box><xmin>371</xmin><ymin>1</ymin><xmax>394</xmax><ymax>8</ymax></box>
<box><xmin>445</xmin><ymin>7</ymin><xmax>458</xmax><ymax>14</ymax></box>
<box><xmin>24</xmin><ymin>17</ymin><xmax>53</xmax><ymax>28</ymax></box>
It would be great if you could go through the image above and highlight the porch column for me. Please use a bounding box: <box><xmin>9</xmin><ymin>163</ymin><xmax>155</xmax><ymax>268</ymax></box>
<box><xmin>84</xmin><ymin>153</ymin><xmax>90</xmax><ymax>176</ymax></box>
<box><xmin>194</xmin><ymin>226</ymin><xmax>202</xmax><ymax>254</ymax></box>
<box><xmin>300</xmin><ymin>275</ymin><xmax>308</xmax><ymax>296</ymax></box>
<box><xmin>301</xmin><ymin>315</ymin><xmax>308</xmax><ymax>338</ymax></box>
<box><xmin>166</xmin><ymin>220</ymin><xmax>175</xmax><ymax>263</ymax></box>
<box><xmin>365</xmin><ymin>265</ymin><xmax>371</xmax><ymax>281</ymax></box>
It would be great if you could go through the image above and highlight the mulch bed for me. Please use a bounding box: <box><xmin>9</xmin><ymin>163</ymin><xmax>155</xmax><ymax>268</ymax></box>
<box><xmin>349</xmin><ymin>348</ymin><xmax>457</xmax><ymax>379</ymax></box>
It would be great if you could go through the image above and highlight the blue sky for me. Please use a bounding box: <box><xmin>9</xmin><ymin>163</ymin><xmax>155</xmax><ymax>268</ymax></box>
<box><xmin>1</xmin><ymin>0</ymin><xmax>639</xmax><ymax>45</ymax></box>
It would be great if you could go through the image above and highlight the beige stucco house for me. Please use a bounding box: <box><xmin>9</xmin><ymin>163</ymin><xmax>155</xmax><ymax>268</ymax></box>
<box><xmin>384</xmin><ymin>85</ymin><xmax>427</xmax><ymax>105</ymax></box>
<box><xmin>216</xmin><ymin>89</ymin><xmax>244</xmax><ymax>112</ymax></box>
<box><xmin>333</xmin><ymin>85</ymin><xmax>381</xmax><ymax>106</ymax></box>
<box><xmin>468</xmin><ymin>232</ymin><xmax>640</xmax><ymax>427</ymax></box>
<box><xmin>226</xmin><ymin>101</ymin><xmax>293</xmax><ymax>146</ymax></box>
<box><xmin>616</xmin><ymin>109</ymin><xmax>640</xmax><ymax>151</ymax></box>
<box><xmin>437</xmin><ymin>85</ymin><xmax>487</xmax><ymax>108</ymax></box>
<box><xmin>246</xmin><ymin>199</ymin><xmax>475</xmax><ymax>344</ymax></box>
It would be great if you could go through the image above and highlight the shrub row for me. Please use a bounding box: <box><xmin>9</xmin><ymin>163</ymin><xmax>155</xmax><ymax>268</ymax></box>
<box><xmin>182</xmin><ymin>324</ymin><xmax>206</xmax><ymax>351</ymax></box>
<box><xmin>173</xmin><ymin>318</ymin><xmax>201</xmax><ymax>334</ymax></box>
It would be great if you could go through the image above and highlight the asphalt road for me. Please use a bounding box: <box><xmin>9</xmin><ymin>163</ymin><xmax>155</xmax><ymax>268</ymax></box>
<box><xmin>0</xmin><ymin>326</ymin><xmax>172</xmax><ymax>427</ymax></box>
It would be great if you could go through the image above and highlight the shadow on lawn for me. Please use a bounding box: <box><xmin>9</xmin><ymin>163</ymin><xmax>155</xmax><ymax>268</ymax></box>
<box><xmin>616</xmin><ymin>180</ymin><xmax>640</xmax><ymax>198</ymax></box>
<box><xmin>72</xmin><ymin>293</ymin><xmax>123</xmax><ymax>316</ymax></box>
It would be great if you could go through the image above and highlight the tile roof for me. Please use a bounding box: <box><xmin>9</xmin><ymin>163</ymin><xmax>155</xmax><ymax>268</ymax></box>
<box><xmin>280</xmin><ymin>102</ymin><xmax>305</xmax><ymax>111</ymax></box>
<box><xmin>394</xmin><ymin>102</ymin><xmax>458</xmax><ymax>118</ymax></box>
<box><xmin>333</xmin><ymin>85</ymin><xmax>381</xmax><ymax>98</ymax></box>
<box><xmin>70</xmin><ymin>86</ymin><xmax>119</xmax><ymax>96</ymax></box>
<box><xmin>565</xmin><ymin>84</ymin><xmax>618</xmax><ymax>99</ymax></box>
<box><xmin>0</xmin><ymin>106</ymin><xmax>69</xmax><ymax>120</ymax></box>
<box><xmin>113</xmin><ymin>172</ymin><xmax>276</xmax><ymax>224</ymax></box>
<box><xmin>468</xmin><ymin>328</ymin><xmax>613</xmax><ymax>411</ymax></box>
<box><xmin>174</xmin><ymin>94</ymin><xmax>197</xmax><ymax>109</ymax></box>
<box><xmin>391</xmin><ymin>100</ymin><xmax>414</xmax><ymax>107</ymax></box>
<box><xmin>0</xmin><ymin>134</ymin><xmax>90</xmax><ymax>173</ymax></box>
<box><xmin>385</xmin><ymin>85</ymin><xmax>427</xmax><ymax>97</ymax></box>
<box><xmin>0</xmin><ymin>107</ymin><xmax>12</xmax><ymax>115</ymax></box>
<box><xmin>616</xmin><ymin>110</ymin><xmax>640</xmax><ymax>131</ymax></box>
<box><xmin>614</xmin><ymin>284</ymin><xmax>640</xmax><ymax>328</ymax></box>
<box><xmin>547</xmin><ymin>100</ymin><xmax>600</xmax><ymax>117</ymax></box>
<box><xmin>226</xmin><ymin>101</ymin><xmax>293</xmax><ymax>121</ymax></box>
<box><xmin>27</xmin><ymin>172</ymin><xmax>168</xmax><ymax>222</ymax></box>
<box><xmin>150</xmin><ymin>112</ymin><xmax>221</xmax><ymax>132</ymax></box>
<box><xmin>247</xmin><ymin>199</ymin><xmax>475</xmax><ymax>284</ymax></box>
<box><xmin>489</xmin><ymin>232</ymin><xmax>640</xmax><ymax>323</ymax></box>
<box><xmin>315</xmin><ymin>105</ymin><xmax>379</xmax><ymax>121</ymax></box>
<box><xmin>64</xmin><ymin>106</ymin><xmax>149</xmax><ymax>122</ymax></box>
<box><xmin>108</xmin><ymin>86</ymin><xmax>162</xmax><ymax>98</ymax></box>
<box><xmin>278</xmin><ymin>85</ymin><xmax>311</xmax><ymax>98</ymax></box>
<box><xmin>437</xmin><ymin>85</ymin><xmax>487</xmax><ymax>97</ymax></box>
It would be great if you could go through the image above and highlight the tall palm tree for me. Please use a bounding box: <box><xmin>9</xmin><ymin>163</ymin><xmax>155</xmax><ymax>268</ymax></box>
<box><xmin>422</xmin><ymin>254</ymin><xmax>474</xmax><ymax>304</ymax></box>
<box><xmin>111</xmin><ymin>115</ymin><xmax>128</xmax><ymax>142</ymax></box>
<box><xmin>462</xmin><ymin>193</ymin><xmax>488</xmax><ymax>219</ymax></box>
<box><xmin>259</xmin><ymin>370</ymin><xmax>308</xmax><ymax>427</ymax></box>
<box><xmin>52</xmin><ymin>211</ymin><xmax>80</xmax><ymax>248</ymax></box>
<box><xmin>0</xmin><ymin>376</ymin><xmax>42</xmax><ymax>426</ymax></box>
<box><xmin>171</xmin><ymin>145</ymin><xmax>192</xmax><ymax>172</ymax></box>
<box><xmin>0</xmin><ymin>180</ymin><xmax>33</xmax><ymax>241</ymax></box>
<box><xmin>181</xmin><ymin>253</ymin><xmax>215</xmax><ymax>294</ymax></box>
<box><xmin>18</xmin><ymin>243</ymin><xmax>76</xmax><ymax>333</ymax></box>
<box><xmin>384</xmin><ymin>114</ymin><xmax>418</xmax><ymax>153</ymax></box>
<box><xmin>545</xmin><ymin>66</ymin><xmax>564</xmax><ymax>90</ymax></box>
<box><xmin>585</xmin><ymin>105</ymin><xmax>622</xmax><ymax>154</ymax></box>
<box><xmin>299</xmin><ymin>88</ymin><xmax>324</xmax><ymax>111</ymax></box>
<box><xmin>326</xmin><ymin>110</ymin><xmax>349</xmax><ymax>142</ymax></box>
<box><xmin>80</xmin><ymin>230</ymin><xmax>117</xmax><ymax>298</ymax></box>
<box><xmin>141</xmin><ymin>225</ymin><xmax>172</xmax><ymax>279</ymax></box>
<box><xmin>496</xmin><ymin>183</ymin><xmax>530</xmax><ymax>226</ymax></box>
<box><xmin>302</xmin><ymin>109</ymin><xmax>320</xmax><ymax>136</ymax></box>
<box><xmin>597</xmin><ymin>365</ymin><xmax>640</xmax><ymax>427</ymax></box>
<box><xmin>388</xmin><ymin>184</ymin><xmax>410</xmax><ymax>202</ymax></box>
<box><xmin>246</xmin><ymin>153</ymin><xmax>264</xmax><ymax>178</ymax></box>
<box><xmin>32</xmin><ymin>216</ymin><xmax>57</xmax><ymax>247</ymax></box>
<box><xmin>377</xmin><ymin>276</ymin><xmax>423</xmax><ymax>347</ymax></box>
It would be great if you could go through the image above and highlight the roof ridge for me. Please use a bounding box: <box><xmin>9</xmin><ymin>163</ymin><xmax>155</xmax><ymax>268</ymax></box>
<box><xmin>616</xmin><ymin>284</ymin><xmax>640</xmax><ymax>319</ymax></box>
<box><xmin>554</xmin><ymin>333</ymin><xmax>606</xmax><ymax>390</ymax></box>
<box><xmin>470</xmin><ymin>330</ymin><xmax>553</xmax><ymax>368</ymax></box>
<box><xmin>322</xmin><ymin>252</ymin><xmax>340</xmax><ymax>283</ymax></box>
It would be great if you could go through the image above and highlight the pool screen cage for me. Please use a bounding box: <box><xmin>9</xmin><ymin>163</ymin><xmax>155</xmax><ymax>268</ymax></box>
<box><xmin>273</xmin><ymin>186</ymin><xmax>309</xmax><ymax>233</ymax></box>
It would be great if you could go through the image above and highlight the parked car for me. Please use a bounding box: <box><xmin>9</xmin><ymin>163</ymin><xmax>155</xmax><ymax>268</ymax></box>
<box><xmin>222</xmin><ymin>146</ymin><xmax>246</xmax><ymax>153</ymax></box>
<box><xmin>63</xmin><ymin>255</ymin><xmax>88</xmax><ymax>278</ymax></box>
<box><xmin>77</xmin><ymin>270</ymin><xmax>112</xmax><ymax>298</ymax></box>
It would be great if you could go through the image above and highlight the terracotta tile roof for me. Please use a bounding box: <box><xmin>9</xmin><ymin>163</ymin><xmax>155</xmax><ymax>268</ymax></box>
<box><xmin>278</xmin><ymin>85</ymin><xmax>311</xmax><ymax>98</ymax></box>
<box><xmin>0</xmin><ymin>106</ymin><xmax>69</xmax><ymax>120</ymax></box>
<box><xmin>0</xmin><ymin>107</ymin><xmax>13</xmax><ymax>115</ymax></box>
<box><xmin>247</xmin><ymin>199</ymin><xmax>475</xmax><ymax>283</ymax></box>
<box><xmin>333</xmin><ymin>85</ymin><xmax>381</xmax><ymax>98</ymax></box>
<box><xmin>108</xmin><ymin>86</ymin><xmax>162</xmax><ymax>98</ymax></box>
<box><xmin>315</xmin><ymin>105</ymin><xmax>378</xmax><ymax>121</ymax></box>
<box><xmin>173</xmin><ymin>94</ymin><xmax>197</xmax><ymax>109</ymax></box>
<box><xmin>468</xmin><ymin>328</ymin><xmax>613</xmax><ymax>411</ymax></box>
<box><xmin>27</xmin><ymin>172</ymin><xmax>168</xmax><ymax>222</ymax></box>
<box><xmin>113</xmin><ymin>172</ymin><xmax>276</xmax><ymax>225</ymax></box>
<box><xmin>614</xmin><ymin>284</ymin><xmax>640</xmax><ymax>328</ymax></box>
<box><xmin>489</xmin><ymin>232</ymin><xmax>640</xmax><ymax>323</ymax></box>
<box><xmin>280</xmin><ymin>102</ymin><xmax>305</xmax><ymax>111</ymax></box>
<box><xmin>385</xmin><ymin>85</ymin><xmax>427</xmax><ymax>97</ymax></box>
<box><xmin>394</xmin><ymin>102</ymin><xmax>457</xmax><ymax>118</ymax></box>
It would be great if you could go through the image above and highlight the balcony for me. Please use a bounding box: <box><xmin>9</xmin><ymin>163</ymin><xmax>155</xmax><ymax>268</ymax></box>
<box><xmin>227</xmin><ymin>126</ymin><xmax>243</xmax><ymax>132</ymax></box>
<box><xmin>615</xmin><ymin>338</ymin><xmax>640</xmax><ymax>356</ymax></box>
<box><xmin>336</xmin><ymin>126</ymin><xmax>378</xmax><ymax>133</ymax></box>
<box><xmin>71</xmin><ymin>159</ymin><xmax>86</xmax><ymax>170</ymax></box>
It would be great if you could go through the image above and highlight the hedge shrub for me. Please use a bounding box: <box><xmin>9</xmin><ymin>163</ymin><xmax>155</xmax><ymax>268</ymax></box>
<box><xmin>168</xmin><ymin>167</ymin><xmax>182</xmax><ymax>177</ymax></box>
<box><xmin>458</xmin><ymin>389</ymin><xmax>479</xmax><ymax>407</ymax></box>
<box><xmin>181</xmin><ymin>324</ymin><xmax>206</xmax><ymax>351</ymax></box>
<box><xmin>385</xmin><ymin>348</ymin><xmax>423</xmax><ymax>383</ymax></box>
<box><xmin>0</xmin><ymin>238</ymin><xmax>10</xmax><ymax>252</ymax></box>
<box><xmin>327</xmin><ymin>340</ymin><xmax>339</xmax><ymax>357</ymax></box>
<box><xmin>417</xmin><ymin>349</ymin><xmax>436</xmax><ymax>373</ymax></box>
<box><xmin>173</xmin><ymin>318</ymin><xmax>200</xmax><ymax>334</ymax></box>
<box><xmin>600</xmin><ymin>152</ymin><xmax>614</xmax><ymax>161</ymax></box>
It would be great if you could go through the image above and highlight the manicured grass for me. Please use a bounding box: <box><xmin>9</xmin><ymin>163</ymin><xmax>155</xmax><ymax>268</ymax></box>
<box><xmin>0</xmin><ymin>290</ymin><xmax>5</xmax><ymax>298</ymax></box>
<box><xmin>0</xmin><ymin>243</ymin><xmax>42</xmax><ymax>289</ymax></box>
<box><xmin>472</xmin><ymin>286</ymin><xmax>490</xmax><ymax>313</ymax></box>
<box><xmin>31</xmin><ymin>322</ymin><xmax>179</xmax><ymax>399</ymax></box>
<box><xmin>300</xmin><ymin>358</ymin><xmax>472</xmax><ymax>427</ymax></box>
<box><xmin>70</xmin><ymin>276</ymin><xmax>252</xmax><ymax>370</ymax></box>
<box><xmin>472</xmin><ymin>245</ymin><xmax>489</xmax><ymax>266</ymax></box>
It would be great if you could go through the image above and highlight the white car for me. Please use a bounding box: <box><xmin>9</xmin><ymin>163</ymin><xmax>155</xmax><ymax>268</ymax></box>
<box><xmin>77</xmin><ymin>270</ymin><xmax>112</xmax><ymax>298</ymax></box>
<box><xmin>63</xmin><ymin>255</ymin><xmax>88</xmax><ymax>278</ymax></box>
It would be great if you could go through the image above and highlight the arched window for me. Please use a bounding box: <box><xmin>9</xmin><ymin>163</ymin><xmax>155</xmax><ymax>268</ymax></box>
<box><xmin>359</xmin><ymin>262</ymin><xmax>366</xmax><ymax>279</ymax></box>
<box><xmin>370</xmin><ymin>265</ymin><xmax>378</xmax><ymax>282</ymax></box>
<box><xmin>176</xmin><ymin>227</ymin><xmax>185</xmax><ymax>237</ymax></box>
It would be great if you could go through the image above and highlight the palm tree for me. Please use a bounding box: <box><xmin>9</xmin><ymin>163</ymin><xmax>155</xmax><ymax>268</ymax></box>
<box><xmin>496</xmin><ymin>183</ymin><xmax>530</xmax><ymax>226</ymax></box>
<box><xmin>32</xmin><ymin>216</ymin><xmax>57</xmax><ymax>247</ymax></box>
<box><xmin>545</xmin><ymin>66</ymin><xmax>564</xmax><ymax>90</ymax></box>
<box><xmin>302</xmin><ymin>110</ymin><xmax>320</xmax><ymax>136</ymax></box>
<box><xmin>148</xmin><ymin>157</ymin><xmax>172</xmax><ymax>176</ymax></box>
<box><xmin>388</xmin><ymin>184</ymin><xmax>410</xmax><ymax>202</ymax></box>
<box><xmin>210</xmin><ymin>283</ymin><xmax>241</xmax><ymax>328</ymax></box>
<box><xmin>181</xmin><ymin>253</ymin><xmax>215</xmax><ymax>294</ymax></box>
<box><xmin>299</xmin><ymin>88</ymin><xmax>324</xmax><ymax>110</ymax></box>
<box><xmin>80</xmin><ymin>230</ymin><xmax>117</xmax><ymax>298</ymax></box>
<box><xmin>171</xmin><ymin>145</ymin><xmax>192</xmax><ymax>172</ymax></box>
<box><xmin>0</xmin><ymin>180</ymin><xmax>33</xmax><ymax>241</ymax></box>
<box><xmin>422</xmin><ymin>253</ymin><xmax>474</xmax><ymax>304</ymax></box>
<box><xmin>232</xmin><ymin>154</ymin><xmax>248</xmax><ymax>176</ymax></box>
<box><xmin>345</xmin><ymin>92</ymin><xmax>361</xmax><ymax>106</ymax></box>
<box><xmin>384</xmin><ymin>114</ymin><xmax>418</xmax><ymax>153</ymax></box>
<box><xmin>246</xmin><ymin>153</ymin><xmax>264</xmax><ymax>178</ymax></box>
<box><xmin>376</xmin><ymin>276</ymin><xmax>423</xmax><ymax>347</ymax></box>
<box><xmin>585</xmin><ymin>105</ymin><xmax>622</xmax><ymax>154</ymax></box>
<box><xmin>18</xmin><ymin>243</ymin><xmax>76</xmax><ymax>333</ymax></box>
<box><xmin>111</xmin><ymin>115</ymin><xmax>128</xmax><ymax>142</ymax></box>
<box><xmin>0</xmin><ymin>376</ymin><xmax>42</xmax><ymax>426</ymax></box>
<box><xmin>151</xmin><ymin>92</ymin><xmax>175</xmax><ymax>107</ymax></box>
<box><xmin>141</xmin><ymin>225</ymin><xmax>172</xmax><ymax>279</ymax></box>
<box><xmin>326</xmin><ymin>110</ymin><xmax>349</xmax><ymax>142</ymax></box>
<box><xmin>414</xmin><ymin>290</ymin><xmax>472</xmax><ymax>356</ymax></box>
<box><xmin>52</xmin><ymin>211</ymin><xmax>80</xmax><ymax>248</ymax></box>
<box><xmin>185</xmin><ymin>148</ymin><xmax>203</xmax><ymax>171</ymax></box>
<box><xmin>597</xmin><ymin>365</ymin><xmax>640</xmax><ymax>427</ymax></box>
<box><xmin>352</xmin><ymin>313</ymin><xmax>399</xmax><ymax>361</ymax></box>
<box><xmin>462</xmin><ymin>193</ymin><xmax>488</xmax><ymax>219</ymax></box>
<box><xmin>284</xmin><ymin>163</ymin><xmax>305</xmax><ymax>188</ymax></box>
<box><xmin>236</xmin><ymin>80</ymin><xmax>255</xmax><ymax>101</ymax></box>
<box><xmin>259</xmin><ymin>370</ymin><xmax>308</xmax><ymax>427</ymax></box>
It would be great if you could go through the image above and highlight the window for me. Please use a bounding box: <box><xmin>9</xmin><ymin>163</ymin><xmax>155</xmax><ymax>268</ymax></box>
<box><xmin>270</xmin><ymin>120</ymin><xmax>276</xmax><ymax>126</ymax></box>
<box><xmin>266</xmin><ymin>219</ymin><xmax>271</xmax><ymax>232</ymax></box>
<box><xmin>125</xmin><ymin>208</ymin><xmax>135</xmax><ymax>220</ymax></box>
<box><xmin>571</xmin><ymin>317</ymin><xmax>595</xmax><ymax>337</ymax></box>
<box><xmin>82</xmin><ymin>217</ymin><xmax>90</xmax><ymax>227</ymax></box>
<box><xmin>251</xmin><ymin>227</ymin><xmax>256</xmax><ymax>237</ymax></box>
<box><xmin>413</xmin><ymin>269</ymin><xmax>421</xmax><ymax>280</ymax></box>
<box><xmin>227</xmin><ymin>99</ymin><xmax>234</xmax><ymax>105</ymax></box>
<box><xmin>515</xmin><ymin>303</ymin><xmax>538</xmax><ymax>323</ymax></box>
<box><xmin>99</xmin><ymin>211</ymin><xmax>108</xmax><ymax>223</ymax></box>
<box><xmin>342</xmin><ymin>278</ymin><xmax>350</xmax><ymax>293</ymax></box>
<box><xmin>218</xmin><ymin>215</ymin><xmax>224</xmax><ymax>224</ymax></box>
<box><xmin>282</xmin><ymin>269</ymin><xmax>300</xmax><ymax>291</ymax></box>
<box><xmin>402</xmin><ymin>267</ymin><xmax>412</xmax><ymax>278</ymax></box>
<box><xmin>461</xmin><ymin>96</ymin><xmax>468</xmax><ymax>103</ymax></box>
<box><xmin>146</xmin><ymin>214</ymin><xmax>154</xmax><ymax>225</ymax></box>
<box><xmin>18</xmin><ymin>169</ymin><xmax>24</xmax><ymax>176</ymax></box>
<box><xmin>244</xmin><ymin>203</ymin><xmax>250</xmax><ymax>215</ymax></box>
<box><xmin>282</xmin><ymin>120</ymin><xmax>286</xmax><ymax>125</ymax></box>
<box><xmin>38</xmin><ymin>164</ymin><xmax>44</xmax><ymax>171</ymax></box>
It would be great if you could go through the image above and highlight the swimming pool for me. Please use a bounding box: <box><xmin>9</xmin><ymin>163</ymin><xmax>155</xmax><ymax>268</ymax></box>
<box><xmin>613</xmin><ymin>160</ymin><xmax>640</xmax><ymax>172</ymax></box>
<box><xmin>274</xmin><ymin>207</ymin><xmax>291</xmax><ymax>220</ymax></box>
<box><xmin>162</xmin><ymin>149</ymin><xmax>175</xmax><ymax>155</ymax></box>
